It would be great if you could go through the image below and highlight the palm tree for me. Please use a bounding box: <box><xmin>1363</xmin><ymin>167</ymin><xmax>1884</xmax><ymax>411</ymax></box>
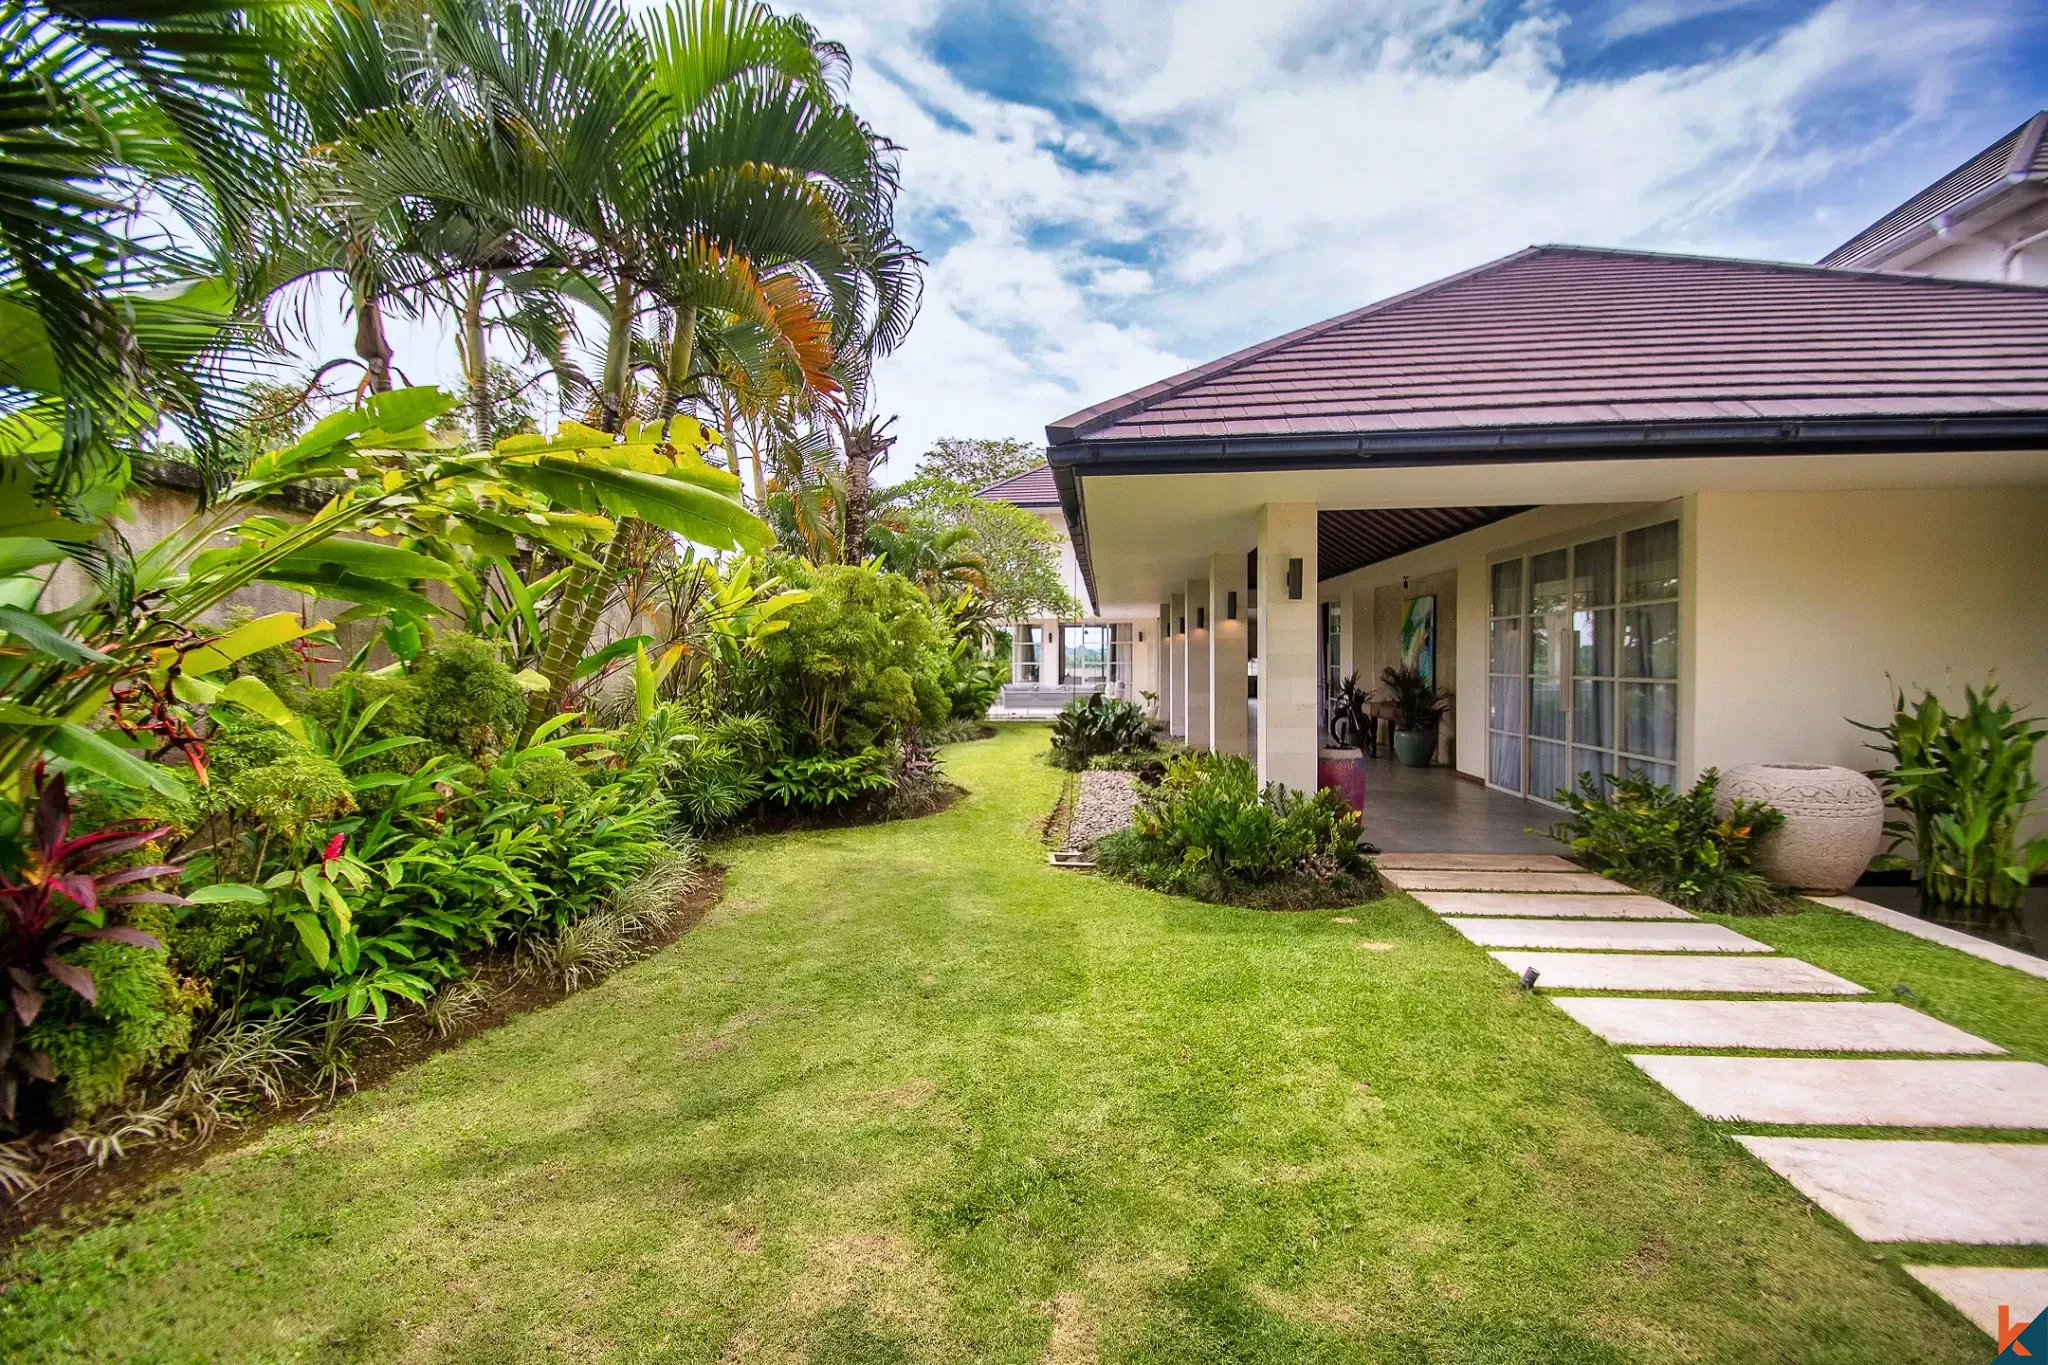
<box><xmin>0</xmin><ymin>0</ymin><xmax>285</xmax><ymax>498</ymax></box>
<box><xmin>337</xmin><ymin>0</ymin><xmax>918</xmax><ymax>730</ymax></box>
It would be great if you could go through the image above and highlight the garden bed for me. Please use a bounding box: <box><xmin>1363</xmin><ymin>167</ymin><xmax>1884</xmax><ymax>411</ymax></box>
<box><xmin>737</xmin><ymin>783</ymin><xmax>969</xmax><ymax>835</ymax></box>
<box><xmin>0</xmin><ymin>867</ymin><xmax>726</xmax><ymax>1250</ymax></box>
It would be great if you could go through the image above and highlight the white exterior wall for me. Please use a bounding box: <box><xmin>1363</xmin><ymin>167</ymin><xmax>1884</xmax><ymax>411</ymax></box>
<box><xmin>1686</xmin><ymin>488</ymin><xmax>2048</xmax><ymax>794</ymax></box>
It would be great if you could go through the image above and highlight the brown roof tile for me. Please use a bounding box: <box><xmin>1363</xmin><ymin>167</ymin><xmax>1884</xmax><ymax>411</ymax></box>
<box><xmin>1047</xmin><ymin>246</ymin><xmax>2048</xmax><ymax>449</ymax></box>
<box><xmin>1820</xmin><ymin>112</ymin><xmax>2048</xmax><ymax>268</ymax></box>
<box><xmin>976</xmin><ymin>464</ymin><xmax>1059</xmax><ymax>506</ymax></box>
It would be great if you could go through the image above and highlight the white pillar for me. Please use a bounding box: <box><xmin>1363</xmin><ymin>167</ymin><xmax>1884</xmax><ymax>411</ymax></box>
<box><xmin>1184</xmin><ymin>577</ymin><xmax>1211</xmax><ymax>749</ymax></box>
<box><xmin>1155</xmin><ymin>604</ymin><xmax>1172</xmax><ymax>722</ymax></box>
<box><xmin>1257</xmin><ymin>503</ymin><xmax>1319</xmax><ymax>792</ymax></box>
<box><xmin>1209</xmin><ymin>554</ymin><xmax>1249</xmax><ymax>755</ymax></box>
<box><xmin>1169</xmin><ymin>591</ymin><xmax>1187</xmax><ymax>738</ymax></box>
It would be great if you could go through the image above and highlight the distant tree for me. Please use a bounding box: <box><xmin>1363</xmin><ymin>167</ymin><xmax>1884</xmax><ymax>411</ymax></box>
<box><xmin>913</xmin><ymin>437</ymin><xmax>1043</xmax><ymax>495</ymax></box>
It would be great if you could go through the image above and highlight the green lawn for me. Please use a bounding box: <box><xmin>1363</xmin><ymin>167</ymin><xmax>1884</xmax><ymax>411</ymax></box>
<box><xmin>0</xmin><ymin>725</ymin><xmax>2001</xmax><ymax>1362</ymax></box>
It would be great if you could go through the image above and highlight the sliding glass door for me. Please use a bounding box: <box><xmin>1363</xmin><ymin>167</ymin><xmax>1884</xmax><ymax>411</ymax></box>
<box><xmin>1489</xmin><ymin>519</ymin><xmax>1679</xmax><ymax>802</ymax></box>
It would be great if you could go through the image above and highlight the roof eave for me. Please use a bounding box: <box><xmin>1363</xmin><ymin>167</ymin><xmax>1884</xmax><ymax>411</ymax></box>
<box><xmin>1050</xmin><ymin>412</ymin><xmax>2048</xmax><ymax>608</ymax></box>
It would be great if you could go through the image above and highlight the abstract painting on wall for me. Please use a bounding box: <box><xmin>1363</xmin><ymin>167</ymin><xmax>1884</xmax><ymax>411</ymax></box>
<box><xmin>1400</xmin><ymin>594</ymin><xmax>1437</xmax><ymax>688</ymax></box>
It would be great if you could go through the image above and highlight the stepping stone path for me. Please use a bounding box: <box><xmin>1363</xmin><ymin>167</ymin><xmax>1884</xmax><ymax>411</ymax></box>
<box><xmin>1415</xmin><ymin>890</ymin><xmax>1694</xmax><ymax>919</ymax></box>
<box><xmin>1630</xmin><ymin>1056</ymin><xmax>2048</xmax><ymax>1127</ymax></box>
<box><xmin>1446</xmin><ymin>918</ymin><xmax>1772</xmax><ymax>952</ymax></box>
<box><xmin>1397</xmin><ymin>852</ymin><xmax>2048</xmax><ymax>1341</ymax></box>
<box><xmin>1551</xmin><ymin>999</ymin><xmax>2004</xmax><ymax>1053</ymax></box>
<box><xmin>1487</xmin><ymin>951</ymin><xmax>1866</xmax><ymax>994</ymax></box>
<box><xmin>1904</xmin><ymin>1267</ymin><xmax>2048</xmax><ymax>1338</ymax></box>
<box><xmin>1377</xmin><ymin>852</ymin><xmax>1579</xmax><ymax>872</ymax></box>
<box><xmin>1735</xmin><ymin>1139</ymin><xmax>2048</xmax><ymax>1242</ymax></box>
<box><xmin>1377</xmin><ymin>867</ymin><xmax>1629</xmax><ymax>893</ymax></box>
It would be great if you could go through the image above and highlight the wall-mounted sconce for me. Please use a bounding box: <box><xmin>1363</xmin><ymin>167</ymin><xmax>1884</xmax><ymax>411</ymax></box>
<box><xmin>1286</xmin><ymin>557</ymin><xmax>1304</xmax><ymax>600</ymax></box>
<box><xmin>1195</xmin><ymin>606</ymin><xmax>1206</xmax><ymax>630</ymax></box>
<box><xmin>1177</xmin><ymin>616</ymin><xmax>1185</xmax><ymax>634</ymax></box>
<box><xmin>1137</xmin><ymin>630</ymin><xmax>1144</xmax><ymax>643</ymax></box>
<box><xmin>1226</xmin><ymin>591</ymin><xmax>1238</xmax><ymax>620</ymax></box>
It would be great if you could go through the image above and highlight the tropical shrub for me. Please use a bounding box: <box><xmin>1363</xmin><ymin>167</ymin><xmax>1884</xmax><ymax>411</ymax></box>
<box><xmin>1097</xmin><ymin>753</ymin><xmax>1371</xmax><ymax>907</ymax></box>
<box><xmin>1049</xmin><ymin>694</ymin><xmax>1154</xmax><ymax>770</ymax></box>
<box><xmin>0</xmin><ymin>772</ymin><xmax>182</xmax><ymax>1122</ymax></box>
<box><xmin>938</xmin><ymin>637</ymin><xmax>1004</xmax><ymax>722</ymax></box>
<box><xmin>741</xmin><ymin>563</ymin><xmax>949</xmax><ymax>753</ymax></box>
<box><xmin>1856</xmin><ymin>682</ymin><xmax>2048</xmax><ymax>914</ymax></box>
<box><xmin>1550</xmin><ymin>768</ymin><xmax>1785</xmax><ymax>913</ymax></box>
<box><xmin>762</xmin><ymin>748</ymin><xmax>898</xmax><ymax>809</ymax></box>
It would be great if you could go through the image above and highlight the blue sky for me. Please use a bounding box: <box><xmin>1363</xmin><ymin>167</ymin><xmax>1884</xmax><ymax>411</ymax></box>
<box><xmin>788</xmin><ymin>0</ymin><xmax>2048</xmax><ymax>469</ymax></box>
<box><xmin>334</xmin><ymin>0</ymin><xmax>2048</xmax><ymax>473</ymax></box>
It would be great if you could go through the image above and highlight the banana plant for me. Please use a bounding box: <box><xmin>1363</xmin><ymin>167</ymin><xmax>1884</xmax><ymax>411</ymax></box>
<box><xmin>0</xmin><ymin>384</ymin><xmax>768</xmax><ymax>799</ymax></box>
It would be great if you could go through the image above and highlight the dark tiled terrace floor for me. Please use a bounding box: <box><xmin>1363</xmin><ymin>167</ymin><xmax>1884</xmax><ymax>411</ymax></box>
<box><xmin>1352</xmin><ymin>756</ymin><xmax>1560</xmax><ymax>855</ymax></box>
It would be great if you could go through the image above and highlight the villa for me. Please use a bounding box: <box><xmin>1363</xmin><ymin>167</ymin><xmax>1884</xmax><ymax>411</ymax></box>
<box><xmin>988</xmin><ymin>111</ymin><xmax>2048</xmax><ymax>842</ymax></box>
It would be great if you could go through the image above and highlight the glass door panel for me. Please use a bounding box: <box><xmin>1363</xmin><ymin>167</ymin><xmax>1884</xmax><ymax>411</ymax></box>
<box><xmin>1491</xmin><ymin>521</ymin><xmax>1680</xmax><ymax>803</ymax></box>
<box><xmin>1488</xmin><ymin>558</ymin><xmax>1525</xmax><ymax>791</ymax></box>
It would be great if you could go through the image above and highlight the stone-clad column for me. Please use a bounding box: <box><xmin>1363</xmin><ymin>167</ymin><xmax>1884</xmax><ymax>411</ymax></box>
<box><xmin>1208</xmin><ymin>554</ymin><xmax>1249</xmax><ymax>755</ymax></box>
<box><xmin>1256</xmin><ymin>503</ymin><xmax>1319</xmax><ymax>791</ymax></box>
<box><xmin>1184</xmin><ymin>577</ymin><xmax>1211</xmax><ymax>749</ymax></box>
<box><xmin>1155</xmin><ymin>604</ymin><xmax>1172</xmax><ymax>723</ymax></box>
<box><xmin>1168</xmin><ymin>591</ymin><xmax>1187</xmax><ymax>738</ymax></box>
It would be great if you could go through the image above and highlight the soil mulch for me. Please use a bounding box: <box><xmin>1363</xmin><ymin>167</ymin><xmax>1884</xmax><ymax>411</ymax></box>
<box><xmin>739</xmin><ymin>782</ymin><xmax>967</xmax><ymax>835</ymax></box>
<box><xmin>0</xmin><ymin>866</ymin><xmax>727</xmax><ymax>1252</ymax></box>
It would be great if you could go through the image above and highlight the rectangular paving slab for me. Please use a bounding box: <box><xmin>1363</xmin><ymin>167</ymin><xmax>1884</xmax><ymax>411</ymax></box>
<box><xmin>1489</xmin><ymin>951</ymin><xmax>1868</xmax><ymax>994</ymax></box>
<box><xmin>1414</xmin><ymin>891</ymin><xmax>1694</xmax><ymax>920</ymax></box>
<box><xmin>1631</xmin><ymin>1056</ymin><xmax>2048</xmax><ymax>1126</ymax></box>
<box><xmin>1375</xmin><ymin>852</ymin><xmax>1579</xmax><ymax>872</ymax></box>
<box><xmin>1380</xmin><ymin>868</ymin><xmax>1630</xmax><ymax>894</ymax></box>
<box><xmin>1551</xmin><ymin>998</ymin><xmax>2005</xmax><ymax>1053</ymax></box>
<box><xmin>1737</xmin><ymin>1138</ymin><xmax>2048</xmax><ymax>1242</ymax></box>
<box><xmin>1446</xmin><ymin>918</ymin><xmax>1771</xmax><ymax>952</ymax></box>
<box><xmin>1904</xmin><ymin>1266</ymin><xmax>2048</xmax><ymax>1336</ymax></box>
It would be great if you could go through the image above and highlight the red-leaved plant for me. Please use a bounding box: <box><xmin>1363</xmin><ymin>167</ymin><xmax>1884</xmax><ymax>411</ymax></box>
<box><xmin>0</xmin><ymin>767</ymin><xmax>184</xmax><ymax>1120</ymax></box>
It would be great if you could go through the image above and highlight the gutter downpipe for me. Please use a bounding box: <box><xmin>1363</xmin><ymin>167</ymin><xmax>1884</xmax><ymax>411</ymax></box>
<box><xmin>2001</xmin><ymin>224</ymin><xmax>2048</xmax><ymax>281</ymax></box>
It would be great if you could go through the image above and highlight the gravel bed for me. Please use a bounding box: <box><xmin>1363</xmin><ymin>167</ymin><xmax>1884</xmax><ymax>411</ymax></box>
<box><xmin>1066</xmin><ymin>770</ymin><xmax>1139</xmax><ymax>849</ymax></box>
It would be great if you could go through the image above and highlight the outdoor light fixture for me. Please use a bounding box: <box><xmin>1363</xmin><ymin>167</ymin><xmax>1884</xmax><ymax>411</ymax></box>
<box><xmin>1178</xmin><ymin>616</ymin><xmax>1185</xmax><ymax>634</ymax></box>
<box><xmin>1226</xmin><ymin>591</ymin><xmax>1238</xmax><ymax>620</ymax></box>
<box><xmin>1196</xmin><ymin>607</ymin><xmax>1206</xmax><ymax>629</ymax></box>
<box><xmin>1287</xmin><ymin>557</ymin><xmax>1304</xmax><ymax>600</ymax></box>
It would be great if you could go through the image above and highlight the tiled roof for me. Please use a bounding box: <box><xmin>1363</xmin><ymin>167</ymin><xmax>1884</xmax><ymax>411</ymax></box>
<box><xmin>977</xmin><ymin>464</ymin><xmax>1059</xmax><ymax>505</ymax></box>
<box><xmin>1820</xmin><ymin>112</ymin><xmax>2048</xmax><ymax>269</ymax></box>
<box><xmin>1047</xmin><ymin>245</ymin><xmax>2048</xmax><ymax>450</ymax></box>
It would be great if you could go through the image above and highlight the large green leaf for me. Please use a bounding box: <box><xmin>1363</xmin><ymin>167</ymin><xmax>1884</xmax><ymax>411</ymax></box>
<box><xmin>510</xmin><ymin>457</ymin><xmax>770</xmax><ymax>552</ymax></box>
<box><xmin>45</xmin><ymin>725</ymin><xmax>186</xmax><ymax>797</ymax></box>
<box><xmin>271</xmin><ymin>538</ymin><xmax>457</xmax><ymax>583</ymax></box>
<box><xmin>257</xmin><ymin>567</ymin><xmax>446</xmax><ymax>618</ymax></box>
<box><xmin>0</xmin><ymin>605</ymin><xmax>112</xmax><ymax>664</ymax></box>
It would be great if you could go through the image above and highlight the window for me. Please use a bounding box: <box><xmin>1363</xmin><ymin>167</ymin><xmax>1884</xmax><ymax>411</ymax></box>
<box><xmin>1488</xmin><ymin>518</ymin><xmax>1679</xmax><ymax>802</ymax></box>
<box><xmin>1062</xmin><ymin>624</ymin><xmax>1111</xmax><ymax>685</ymax></box>
<box><xmin>1013</xmin><ymin>625</ymin><xmax>1045</xmax><ymax>684</ymax></box>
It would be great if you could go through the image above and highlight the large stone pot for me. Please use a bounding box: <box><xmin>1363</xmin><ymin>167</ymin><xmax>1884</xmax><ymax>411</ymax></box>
<box><xmin>1392</xmin><ymin>726</ymin><xmax>1437</xmax><ymax>768</ymax></box>
<box><xmin>1715</xmin><ymin>763</ymin><xmax>1883</xmax><ymax>893</ymax></box>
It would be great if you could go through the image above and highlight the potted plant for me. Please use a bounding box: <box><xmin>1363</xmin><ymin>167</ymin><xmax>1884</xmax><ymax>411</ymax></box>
<box><xmin>1380</xmin><ymin>664</ymin><xmax>1451</xmax><ymax>768</ymax></box>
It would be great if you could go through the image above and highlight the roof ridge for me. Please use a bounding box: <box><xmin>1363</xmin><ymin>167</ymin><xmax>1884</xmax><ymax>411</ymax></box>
<box><xmin>1045</xmin><ymin>246</ymin><xmax>1543</xmax><ymax>446</ymax></box>
<box><xmin>1530</xmin><ymin>242</ymin><xmax>2048</xmax><ymax>296</ymax></box>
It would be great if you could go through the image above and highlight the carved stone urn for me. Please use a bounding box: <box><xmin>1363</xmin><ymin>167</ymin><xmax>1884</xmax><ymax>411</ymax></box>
<box><xmin>1715</xmin><ymin>763</ymin><xmax>1884</xmax><ymax>894</ymax></box>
